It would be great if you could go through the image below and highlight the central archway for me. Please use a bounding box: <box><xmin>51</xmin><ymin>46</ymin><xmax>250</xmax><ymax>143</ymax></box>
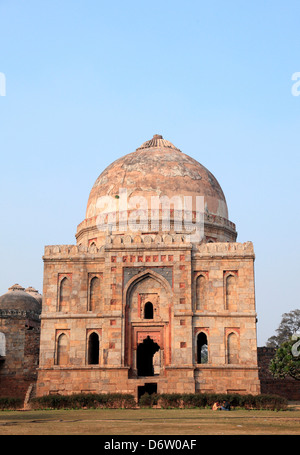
<box><xmin>137</xmin><ymin>336</ymin><xmax>160</xmax><ymax>376</ymax></box>
<box><xmin>123</xmin><ymin>269</ymin><xmax>173</xmax><ymax>370</ymax></box>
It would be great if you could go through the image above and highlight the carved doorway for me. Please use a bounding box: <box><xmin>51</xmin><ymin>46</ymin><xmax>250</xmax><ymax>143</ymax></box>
<box><xmin>137</xmin><ymin>336</ymin><xmax>160</xmax><ymax>376</ymax></box>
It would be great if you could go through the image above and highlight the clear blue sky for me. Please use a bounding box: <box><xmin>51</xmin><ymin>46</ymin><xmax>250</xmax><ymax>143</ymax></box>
<box><xmin>0</xmin><ymin>0</ymin><xmax>299</xmax><ymax>346</ymax></box>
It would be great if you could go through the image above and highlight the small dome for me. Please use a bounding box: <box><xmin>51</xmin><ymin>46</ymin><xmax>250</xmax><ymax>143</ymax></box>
<box><xmin>0</xmin><ymin>284</ymin><xmax>41</xmax><ymax>315</ymax></box>
<box><xmin>25</xmin><ymin>286</ymin><xmax>43</xmax><ymax>304</ymax></box>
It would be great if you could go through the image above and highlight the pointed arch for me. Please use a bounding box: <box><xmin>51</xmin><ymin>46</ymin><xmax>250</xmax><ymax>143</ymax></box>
<box><xmin>196</xmin><ymin>274</ymin><xmax>207</xmax><ymax>310</ymax></box>
<box><xmin>87</xmin><ymin>332</ymin><xmax>100</xmax><ymax>365</ymax></box>
<box><xmin>225</xmin><ymin>273</ymin><xmax>237</xmax><ymax>311</ymax></box>
<box><xmin>227</xmin><ymin>332</ymin><xmax>239</xmax><ymax>364</ymax></box>
<box><xmin>59</xmin><ymin>277</ymin><xmax>71</xmax><ymax>312</ymax></box>
<box><xmin>89</xmin><ymin>276</ymin><xmax>100</xmax><ymax>311</ymax></box>
<box><xmin>197</xmin><ymin>332</ymin><xmax>208</xmax><ymax>364</ymax></box>
<box><xmin>123</xmin><ymin>269</ymin><xmax>173</xmax><ymax>369</ymax></box>
<box><xmin>124</xmin><ymin>269</ymin><xmax>173</xmax><ymax>311</ymax></box>
<box><xmin>56</xmin><ymin>333</ymin><xmax>69</xmax><ymax>365</ymax></box>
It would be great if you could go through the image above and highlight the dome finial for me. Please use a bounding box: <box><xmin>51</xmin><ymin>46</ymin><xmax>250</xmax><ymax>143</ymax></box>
<box><xmin>8</xmin><ymin>284</ymin><xmax>25</xmax><ymax>292</ymax></box>
<box><xmin>136</xmin><ymin>135</ymin><xmax>181</xmax><ymax>151</ymax></box>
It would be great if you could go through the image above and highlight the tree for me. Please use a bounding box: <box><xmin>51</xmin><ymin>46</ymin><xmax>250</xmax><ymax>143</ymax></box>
<box><xmin>269</xmin><ymin>336</ymin><xmax>300</xmax><ymax>381</ymax></box>
<box><xmin>266</xmin><ymin>309</ymin><xmax>300</xmax><ymax>348</ymax></box>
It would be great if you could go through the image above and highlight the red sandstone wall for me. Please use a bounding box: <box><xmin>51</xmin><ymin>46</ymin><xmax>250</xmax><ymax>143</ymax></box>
<box><xmin>0</xmin><ymin>373</ymin><xmax>33</xmax><ymax>400</ymax></box>
<box><xmin>0</xmin><ymin>317</ymin><xmax>40</xmax><ymax>400</ymax></box>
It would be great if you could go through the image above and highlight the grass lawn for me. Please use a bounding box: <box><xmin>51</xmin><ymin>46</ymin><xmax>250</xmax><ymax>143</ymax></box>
<box><xmin>0</xmin><ymin>407</ymin><xmax>300</xmax><ymax>435</ymax></box>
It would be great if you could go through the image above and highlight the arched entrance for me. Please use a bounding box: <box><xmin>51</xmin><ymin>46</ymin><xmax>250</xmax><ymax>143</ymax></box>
<box><xmin>137</xmin><ymin>336</ymin><xmax>160</xmax><ymax>376</ymax></box>
<box><xmin>124</xmin><ymin>269</ymin><xmax>172</xmax><ymax>374</ymax></box>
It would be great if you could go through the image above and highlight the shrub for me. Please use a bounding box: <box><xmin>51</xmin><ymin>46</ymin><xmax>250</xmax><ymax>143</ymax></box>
<box><xmin>239</xmin><ymin>394</ymin><xmax>256</xmax><ymax>409</ymax></box>
<box><xmin>31</xmin><ymin>394</ymin><xmax>70</xmax><ymax>409</ymax></box>
<box><xmin>156</xmin><ymin>392</ymin><xmax>287</xmax><ymax>411</ymax></box>
<box><xmin>205</xmin><ymin>393</ymin><xmax>219</xmax><ymax>407</ymax></box>
<box><xmin>158</xmin><ymin>393</ymin><xmax>182</xmax><ymax>408</ymax></box>
<box><xmin>139</xmin><ymin>392</ymin><xmax>153</xmax><ymax>407</ymax></box>
<box><xmin>253</xmin><ymin>394</ymin><xmax>287</xmax><ymax>411</ymax></box>
<box><xmin>103</xmin><ymin>393</ymin><xmax>136</xmax><ymax>409</ymax></box>
<box><xmin>225</xmin><ymin>393</ymin><xmax>242</xmax><ymax>407</ymax></box>
<box><xmin>30</xmin><ymin>391</ymin><xmax>287</xmax><ymax>411</ymax></box>
<box><xmin>0</xmin><ymin>397</ymin><xmax>23</xmax><ymax>410</ymax></box>
<box><xmin>31</xmin><ymin>393</ymin><xmax>136</xmax><ymax>410</ymax></box>
<box><xmin>181</xmin><ymin>393</ymin><xmax>208</xmax><ymax>408</ymax></box>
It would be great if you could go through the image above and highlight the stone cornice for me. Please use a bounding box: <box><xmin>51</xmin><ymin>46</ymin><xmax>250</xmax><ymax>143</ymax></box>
<box><xmin>40</xmin><ymin>313</ymin><xmax>116</xmax><ymax>319</ymax></box>
<box><xmin>0</xmin><ymin>308</ymin><xmax>41</xmax><ymax>321</ymax></box>
<box><xmin>177</xmin><ymin>312</ymin><xmax>257</xmax><ymax>318</ymax></box>
<box><xmin>44</xmin><ymin>240</ymin><xmax>254</xmax><ymax>260</ymax></box>
<box><xmin>40</xmin><ymin>311</ymin><xmax>257</xmax><ymax>320</ymax></box>
<box><xmin>193</xmin><ymin>241</ymin><xmax>255</xmax><ymax>259</ymax></box>
<box><xmin>76</xmin><ymin>212</ymin><xmax>237</xmax><ymax>239</ymax></box>
<box><xmin>37</xmin><ymin>365</ymin><xmax>130</xmax><ymax>371</ymax></box>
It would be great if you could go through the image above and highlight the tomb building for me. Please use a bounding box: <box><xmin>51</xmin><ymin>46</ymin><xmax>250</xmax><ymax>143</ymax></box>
<box><xmin>36</xmin><ymin>135</ymin><xmax>260</xmax><ymax>398</ymax></box>
<box><xmin>0</xmin><ymin>284</ymin><xmax>41</xmax><ymax>399</ymax></box>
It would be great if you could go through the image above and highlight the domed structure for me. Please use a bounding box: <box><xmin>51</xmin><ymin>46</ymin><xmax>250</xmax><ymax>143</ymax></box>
<box><xmin>37</xmin><ymin>134</ymin><xmax>260</xmax><ymax>400</ymax></box>
<box><xmin>25</xmin><ymin>286</ymin><xmax>43</xmax><ymax>305</ymax></box>
<box><xmin>0</xmin><ymin>284</ymin><xmax>41</xmax><ymax>316</ymax></box>
<box><xmin>76</xmin><ymin>135</ymin><xmax>237</xmax><ymax>246</ymax></box>
<box><xmin>0</xmin><ymin>285</ymin><xmax>41</xmax><ymax>400</ymax></box>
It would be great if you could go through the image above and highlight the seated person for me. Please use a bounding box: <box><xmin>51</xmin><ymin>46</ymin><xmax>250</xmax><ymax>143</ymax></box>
<box><xmin>212</xmin><ymin>401</ymin><xmax>221</xmax><ymax>411</ymax></box>
<box><xmin>220</xmin><ymin>400</ymin><xmax>231</xmax><ymax>411</ymax></box>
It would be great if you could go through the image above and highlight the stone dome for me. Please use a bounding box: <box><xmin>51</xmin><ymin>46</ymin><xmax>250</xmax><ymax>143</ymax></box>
<box><xmin>0</xmin><ymin>284</ymin><xmax>41</xmax><ymax>315</ymax></box>
<box><xmin>76</xmin><ymin>135</ymin><xmax>237</xmax><ymax>244</ymax></box>
<box><xmin>25</xmin><ymin>286</ymin><xmax>43</xmax><ymax>304</ymax></box>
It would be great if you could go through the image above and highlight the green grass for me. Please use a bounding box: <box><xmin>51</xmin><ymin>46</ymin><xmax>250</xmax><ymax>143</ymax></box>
<box><xmin>0</xmin><ymin>407</ymin><xmax>300</xmax><ymax>435</ymax></box>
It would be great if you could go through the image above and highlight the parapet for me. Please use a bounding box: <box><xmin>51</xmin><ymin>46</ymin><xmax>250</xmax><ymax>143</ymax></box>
<box><xmin>195</xmin><ymin>241</ymin><xmax>255</xmax><ymax>258</ymax></box>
